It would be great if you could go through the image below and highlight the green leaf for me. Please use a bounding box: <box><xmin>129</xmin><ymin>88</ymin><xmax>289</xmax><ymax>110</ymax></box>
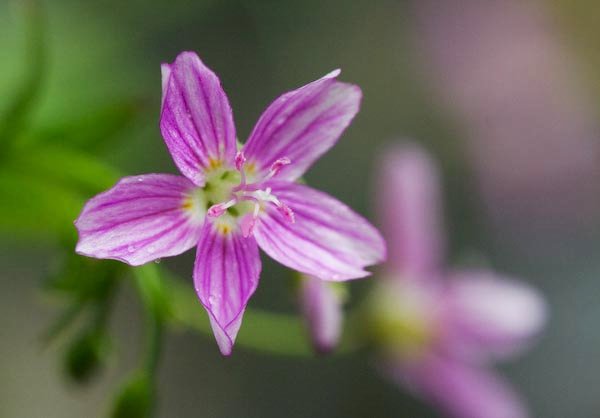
<box><xmin>64</xmin><ymin>329</ymin><xmax>111</xmax><ymax>383</ymax></box>
<box><xmin>9</xmin><ymin>144</ymin><xmax>121</xmax><ymax>194</ymax></box>
<box><xmin>0</xmin><ymin>169</ymin><xmax>83</xmax><ymax>239</ymax></box>
<box><xmin>110</xmin><ymin>372</ymin><xmax>154</xmax><ymax>418</ymax></box>
<box><xmin>45</xmin><ymin>254</ymin><xmax>124</xmax><ymax>300</ymax></box>
<box><xmin>28</xmin><ymin>98</ymin><xmax>144</xmax><ymax>152</ymax></box>
<box><xmin>0</xmin><ymin>0</ymin><xmax>46</xmax><ymax>150</ymax></box>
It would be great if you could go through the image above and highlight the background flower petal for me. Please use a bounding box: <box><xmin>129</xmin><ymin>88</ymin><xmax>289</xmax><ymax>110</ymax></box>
<box><xmin>193</xmin><ymin>222</ymin><xmax>261</xmax><ymax>356</ymax></box>
<box><xmin>254</xmin><ymin>181</ymin><xmax>385</xmax><ymax>281</ymax></box>
<box><xmin>75</xmin><ymin>174</ymin><xmax>204</xmax><ymax>266</ymax></box>
<box><xmin>160</xmin><ymin>51</ymin><xmax>237</xmax><ymax>184</ymax></box>
<box><xmin>390</xmin><ymin>354</ymin><xmax>528</xmax><ymax>418</ymax></box>
<box><xmin>299</xmin><ymin>275</ymin><xmax>343</xmax><ymax>353</ymax></box>
<box><xmin>378</xmin><ymin>144</ymin><xmax>445</xmax><ymax>280</ymax></box>
<box><xmin>241</xmin><ymin>70</ymin><xmax>361</xmax><ymax>181</ymax></box>
<box><xmin>443</xmin><ymin>271</ymin><xmax>548</xmax><ymax>360</ymax></box>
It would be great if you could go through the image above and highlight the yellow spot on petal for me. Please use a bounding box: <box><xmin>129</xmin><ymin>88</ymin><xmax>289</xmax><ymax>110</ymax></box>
<box><xmin>215</xmin><ymin>220</ymin><xmax>235</xmax><ymax>235</ymax></box>
<box><xmin>181</xmin><ymin>198</ymin><xmax>193</xmax><ymax>210</ymax></box>
<box><xmin>208</xmin><ymin>158</ymin><xmax>223</xmax><ymax>170</ymax></box>
<box><xmin>245</xmin><ymin>162</ymin><xmax>256</xmax><ymax>176</ymax></box>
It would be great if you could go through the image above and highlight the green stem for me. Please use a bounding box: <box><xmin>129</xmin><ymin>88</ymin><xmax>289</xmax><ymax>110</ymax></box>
<box><xmin>143</xmin><ymin>311</ymin><xmax>163</xmax><ymax>376</ymax></box>
<box><xmin>163</xmin><ymin>268</ymin><xmax>360</xmax><ymax>357</ymax></box>
<box><xmin>132</xmin><ymin>266</ymin><xmax>165</xmax><ymax>376</ymax></box>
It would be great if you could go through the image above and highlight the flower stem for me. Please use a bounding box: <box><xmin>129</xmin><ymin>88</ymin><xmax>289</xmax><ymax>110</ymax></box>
<box><xmin>162</xmin><ymin>267</ymin><xmax>359</xmax><ymax>357</ymax></box>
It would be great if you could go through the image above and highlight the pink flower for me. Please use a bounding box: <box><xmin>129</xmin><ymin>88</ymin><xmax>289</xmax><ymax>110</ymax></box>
<box><xmin>371</xmin><ymin>144</ymin><xmax>546</xmax><ymax>418</ymax></box>
<box><xmin>413</xmin><ymin>0</ymin><xmax>600</xmax><ymax>243</ymax></box>
<box><xmin>74</xmin><ymin>51</ymin><xmax>386</xmax><ymax>355</ymax></box>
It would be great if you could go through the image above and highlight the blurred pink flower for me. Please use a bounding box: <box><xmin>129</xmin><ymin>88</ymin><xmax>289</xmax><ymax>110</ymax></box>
<box><xmin>412</xmin><ymin>0</ymin><xmax>600</xmax><ymax>245</ymax></box>
<box><xmin>371</xmin><ymin>144</ymin><xmax>546</xmax><ymax>418</ymax></box>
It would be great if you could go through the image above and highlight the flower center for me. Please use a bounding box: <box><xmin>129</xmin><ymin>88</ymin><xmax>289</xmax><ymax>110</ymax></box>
<box><xmin>205</xmin><ymin>151</ymin><xmax>295</xmax><ymax>237</ymax></box>
<box><xmin>369</xmin><ymin>280</ymin><xmax>439</xmax><ymax>360</ymax></box>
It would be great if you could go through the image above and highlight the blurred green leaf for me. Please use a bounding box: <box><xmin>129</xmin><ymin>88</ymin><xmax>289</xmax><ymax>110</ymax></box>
<box><xmin>0</xmin><ymin>169</ymin><xmax>82</xmax><ymax>239</ymax></box>
<box><xmin>111</xmin><ymin>372</ymin><xmax>154</xmax><ymax>418</ymax></box>
<box><xmin>9</xmin><ymin>144</ymin><xmax>120</xmax><ymax>194</ymax></box>
<box><xmin>28</xmin><ymin>98</ymin><xmax>145</xmax><ymax>152</ymax></box>
<box><xmin>0</xmin><ymin>0</ymin><xmax>46</xmax><ymax>151</ymax></box>
<box><xmin>42</xmin><ymin>300</ymin><xmax>85</xmax><ymax>344</ymax></box>
<box><xmin>64</xmin><ymin>329</ymin><xmax>111</xmax><ymax>383</ymax></box>
<box><xmin>45</xmin><ymin>254</ymin><xmax>123</xmax><ymax>300</ymax></box>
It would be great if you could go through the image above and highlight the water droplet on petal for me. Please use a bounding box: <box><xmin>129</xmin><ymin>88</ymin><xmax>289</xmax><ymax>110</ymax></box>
<box><xmin>127</xmin><ymin>245</ymin><xmax>136</xmax><ymax>253</ymax></box>
<box><xmin>147</xmin><ymin>245</ymin><xmax>156</xmax><ymax>254</ymax></box>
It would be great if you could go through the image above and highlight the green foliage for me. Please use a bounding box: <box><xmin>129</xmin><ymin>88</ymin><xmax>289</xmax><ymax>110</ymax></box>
<box><xmin>0</xmin><ymin>169</ymin><xmax>83</xmax><ymax>239</ymax></box>
<box><xmin>28</xmin><ymin>98</ymin><xmax>145</xmax><ymax>152</ymax></box>
<box><xmin>0</xmin><ymin>0</ymin><xmax>45</xmax><ymax>152</ymax></box>
<box><xmin>64</xmin><ymin>329</ymin><xmax>111</xmax><ymax>383</ymax></box>
<box><xmin>110</xmin><ymin>373</ymin><xmax>155</xmax><ymax>418</ymax></box>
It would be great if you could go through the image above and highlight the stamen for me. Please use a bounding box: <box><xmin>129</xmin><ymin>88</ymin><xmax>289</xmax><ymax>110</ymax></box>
<box><xmin>234</xmin><ymin>151</ymin><xmax>248</xmax><ymax>191</ymax></box>
<box><xmin>240</xmin><ymin>202</ymin><xmax>261</xmax><ymax>237</ymax></box>
<box><xmin>276</xmin><ymin>202</ymin><xmax>295</xmax><ymax>223</ymax></box>
<box><xmin>207</xmin><ymin>198</ymin><xmax>237</xmax><ymax>218</ymax></box>
<box><xmin>264</xmin><ymin>157</ymin><xmax>291</xmax><ymax>181</ymax></box>
<box><xmin>235</xmin><ymin>151</ymin><xmax>246</xmax><ymax>171</ymax></box>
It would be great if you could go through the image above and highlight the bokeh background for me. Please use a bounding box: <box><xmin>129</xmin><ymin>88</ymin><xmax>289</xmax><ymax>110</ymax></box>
<box><xmin>2</xmin><ymin>0</ymin><xmax>600</xmax><ymax>417</ymax></box>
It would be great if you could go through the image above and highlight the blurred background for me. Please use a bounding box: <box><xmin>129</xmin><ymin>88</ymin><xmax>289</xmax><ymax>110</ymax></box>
<box><xmin>1</xmin><ymin>0</ymin><xmax>600</xmax><ymax>417</ymax></box>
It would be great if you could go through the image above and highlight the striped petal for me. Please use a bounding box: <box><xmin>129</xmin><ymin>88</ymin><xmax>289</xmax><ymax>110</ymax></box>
<box><xmin>299</xmin><ymin>275</ymin><xmax>344</xmax><ymax>353</ymax></box>
<box><xmin>444</xmin><ymin>271</ymin><xmax>547</xmax><ymax>360</ymax></box>
<box><xmin>241</xmin><ymin>70</ymin><xmax>362</xmax><ymax>181</ymax></box>
<box><xmin>393</xmin><ymin>354</ymin><xmax>528</xmax><ymax>418</ymax></box>
<box><xmin>193</xmin><ymin>222</ymin><xmax>261</xmax><ymax>355</ymax></box>
<box><xmin>75</xmin><ymin>174</ymin><xmax>204</xmax><ymax>266</ymax></box>
<box><xmin>254</xmin><ymin>182</ymin><xmax>386</xmax><ymax>281</ymax></box>
<box><xmin>160</xmin><ymin>51</ymin><xmax>237</xmax><ymax>185</ymax></box>
<box><xmin>378</xmin><ymin>144</ymin><xmax>445</xmax><ymax>280</ymax></box>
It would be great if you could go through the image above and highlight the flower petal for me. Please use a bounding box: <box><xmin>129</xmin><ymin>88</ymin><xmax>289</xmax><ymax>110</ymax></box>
<box><xmin>299</xmin><ymin>275</ymin><xmax>344</xmax><ymax>353</ymax></box>
<box><xmin>390</xmin><ymin>354</ymin><xmax>528</xmax><ymax>418</ymax></box>
<box><xmin>241</xmin><ymin>70</ymin><xmax>362</xmax><ymax>181</ymax></box>
<box><xmin>75</xmin><ymin>174</ymin><xmax>204</xmax><ymax>266</ymax></box>
<box><xmin>444</xmin><ymin>271</ymin><xmax>547</xmax><ymax>360</ymax></box>
<box><xmin>378</xmin><ymin>144</ymin><xmax>445</xmax><ymax>280</ymax></box>
<box><xmin>254</xmin><ymin>182</ymin><xmax>385</xmax><ymax>281</ymax></box>
<box><xmin>160</xmin><ymin>51</ymin><xmax>237</xmax><ymax>184</ymax></box>
<box><xmin>193</xmin><ymin>222</ymin><xmax>261</xmax><ymax>355</ymax></box>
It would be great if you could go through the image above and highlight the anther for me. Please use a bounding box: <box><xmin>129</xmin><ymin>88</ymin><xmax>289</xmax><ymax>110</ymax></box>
<box><xmin>264</xmin><ymin>157</ymin><xmax>291</xmax><ymax>180</ymax></box>
<box><xmin>276</xmin><ymin>202</ymin><xmax>295</xmax><ymax>224</ymax></box>
<box><xmin>235</xmin><ymin>151</ymin><xmax>246</xmax><ymax>171</ymax></box>
<box><xmin>207</xmin><ymin>199</ymin><xmax>237</xmax><ymax>217</ymax></box>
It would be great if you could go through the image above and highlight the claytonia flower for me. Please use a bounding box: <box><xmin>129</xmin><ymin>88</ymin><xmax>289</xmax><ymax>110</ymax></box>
<box><xmin>368</xmin><ymin>144</ymin><xmax>546</xmax><ymax>418</ymax></box>
<box><xmin>75</xmin><ymin>51</ymin><xmax>386</xmax><ymax>355</ymax></box>
<box><xmin>413</xmin><ymin>0</ymin><xmax>600</xmax><ymax>242</ymax></box>
<box><xmin>298</xmin><ymin>274</ymin><xmax>345</xmax><ymax>354</ymax></box>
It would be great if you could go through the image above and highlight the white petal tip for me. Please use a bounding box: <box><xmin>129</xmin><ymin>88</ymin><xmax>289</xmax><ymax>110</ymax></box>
<box><xmin>325</xmin><ymin>69</ymin><xmax>342</xmax><ymax>79</ymax></box>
